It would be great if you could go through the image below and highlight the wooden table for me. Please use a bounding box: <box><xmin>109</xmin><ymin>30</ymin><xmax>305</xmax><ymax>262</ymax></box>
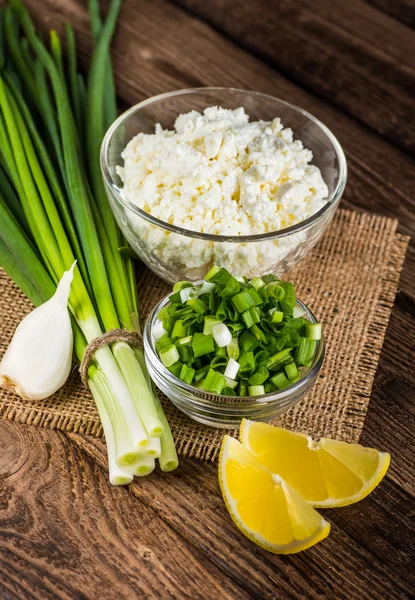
<box><xmin>1</xmin><ymin>1</ymin><xmax>414</xmax><ymax>598</ymax></box>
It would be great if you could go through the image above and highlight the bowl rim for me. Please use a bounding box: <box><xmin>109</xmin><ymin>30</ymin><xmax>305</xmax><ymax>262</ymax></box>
<box><xmin>143</xmin><ymin>289</ymin><xmax>325</xmax><ymax>407</ymax></box>
<box><xmin>100</xmin><ymin>87</ymin><xmax>347</xmax><ymax>243</ymax></box>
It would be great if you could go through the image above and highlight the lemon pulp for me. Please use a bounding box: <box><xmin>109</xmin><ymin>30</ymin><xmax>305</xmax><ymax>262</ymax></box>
<box><xmin>219</xmin><ymin>435</ymin><xmax>330</xmax><ymax>554</ymax></box>
<box><xmin>240</xmin><ymin>419</ymin><xmax>390</xmax><ymax>507</ymax></box>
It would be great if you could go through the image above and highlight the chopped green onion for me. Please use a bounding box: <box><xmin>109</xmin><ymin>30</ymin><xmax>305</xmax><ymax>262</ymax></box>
<box><xmin>177</xmin><ymin>335</ymin><xmax>193</xmax><ymax>345</ymax></box>
<box><xmin>239</xmin><ymin>350</ymin><xmax>256</xmax><ymax>377</ymax></box>
<box><xmin>180</xmin><ymin>286</ymin><xmax>195</xmax><ymax>303</ymax></box>
<box><xmin>176</xmin><ymin>341</ymin><xmax>193</xmax><ymax>363</ymax></box>
<box><xmin>215</xmin><ymin>344</ymin><xmax>228</xmax><ymax>357</ymax></box>
<box><xmin>306</xmin><ymin>323</ymin><xmax>322</xmax><ymax>340</ymax></box>
<box><xmin>203</xmin><ymin>368</ymin><xmax>226</xmax><ymax>394</ymax></box>
<box><xmin>231</xmin><ymin>290</ymin><xmax>255</xmax><ymax>313</ymax></box>
<box><xmin>271</xmin><ymin>371</ymin><xmax>290</xmax><ymax>390</ymax></box>
<box><xmin>159</xmin><ymin>344</ymin><xmax>180</xmax><ymax>368</ymax></box>
<box><xmin>248</xmin><ymin>365</ymin><xmax>269</xmax><ymax>386</ymax></box>
<box><xmin>167</xmin><ymin>361</ymin><xmax>183</xmax><ymax>377</ymax></box>
<box><xmin>194</xmin><ymin>364</ymin><xmax>210</xmax><ymax>382</ymax></box>
<box><xmin>248</xmin><ymin>385</ymin><xmax>265</xmax><ymax>396</ymax></box>
<box><xmin>265</xmin><ymin>282</ymin><xmax>285</xmax><ymax>300</ymax></box>
<box><xmin>187</xmin><ymin>297</ymin><xmax>208</xmax><ymax>314</ymax></box>
<box><xmin>219</xmin><ymin>276</ymin><xmax>240</xmax><ymax>299</ymax></box>
<box><xmin>264</xmin><ymin>381</ymin><xmax>277</xmax><ymax>393</ymax></box>
<box><xmin>250</xmin><ymin>324</ymin><xmax>267</xmax><ymax>343</ymax></box>
<box><xmin>250</xmin><ymin>276</ymin><xmax>265</xmax><ymax>291</ymax></box>
<box><xmin>173</xmin><ymin>280</ymin><xmax>193</xmax><ymax>292</ymax></box>
<box><xmin>210</xmin><ymin>355</ymin><xmax>228</xmax><ymax>370</ymax></box>
<box><xmin>154</xmin><ymin>266</ymin><xmax>322</xmax><ymax>398</ymax></box>
<box><xmin>208</xmin><ymin>267</ymin><xmax>231</xmax><ymax>285</ymax></box>
<box><xmin>192</xmin><ymin>332</ymin><xmax>215</xmax><ymax>357</ymax></box>
<box><xmin>295</xmin><ymin>338</ymin><xmax>316</xmax><ymax>365</ymax></box>
<box><xmin>285</xmin><ymin>361</ymin><xmax>299</xmax><ymax>381</ymax></box>
<box><xmin>179</xmin><ymin>363</ymin><xmax>195</xmax><ymax>384</ymax></box>
<box><xmin>203</xmin><ymin>315</ymin><xmax>223</xmax><ymax>335</ymax></box>
<box><xmin>211</xmin><ymin>322</ymin><xmax>232</xmax><ymax>347</ymax></box>
<box><xmin>204</xmin><ymin>265</ymin><xmax>221</xmax><ymax>281</ymax></box>
<box><xmin>224</xmin><ymin>376</ymin><xmax>238</xmax><ymax>389</ymax></box>
<box><xmin>270</xmin><ymin>309</ymin><xmax>284</xmax><ymax>323</ymax></box>
<box><xmin>224</xmin><ymin>357</ymin><xmax>240</xmax><ymax>380</ymax></box>
<box><xmin>250</xmin><ymin>306</ymin><xmax>261</xmax><ymax>324</ymax></box>
<box><xmin>171</xmin><ymin>319</ymin><xmax>188</xmax><ymax>340</ymax></box>
<box><xmin>155</xmin><ymin>333</ymin><xmax>172</xmax><ymax>353</ymax></box>
<box><xmin>200</xmin><ymin>280</ymin><xmax>216</xmax><ymax>294</ymax></box>
<box><xmin>239</xmin><ymin>380</ymin><xmax>249</xmax><ymax>397</ymax></box>
<box><xmin>152</xmin><ymin>320</ymin><xmax>167</xmax><ymax>341</ymax></box>
<box><xmin>227</xmin><ymin>337</ymin><xmax>239</xmax><ymax>360</ymax></box>
<box><xmin>242</xmin><ymin>309</ymin><xmax>254</xmax><ymax>329</ymax></box>
<box><xmin>246</xmin><ymin>287</ymin><xmax>263</xmax><ymax>306</ymax></box>
<box><xmin>266</xmin><ymin>348</ymin><xmax>293</xmax><ymax>371</ymax></box>
<box><xmin>239</xmin><ymin>330</ymin><xmax>258</xmax><ymax>352</ymax></box>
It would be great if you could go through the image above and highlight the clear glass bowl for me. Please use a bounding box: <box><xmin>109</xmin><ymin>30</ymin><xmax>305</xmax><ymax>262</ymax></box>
<box><xmin>101</xmin><ymin>88</ymin><xmax>347</xmax><ymax>284</ymax></box>
<box><xmin>143</xmin><ymin>292</ymin><xmax>325</xmax><ymax>429</ymax></box>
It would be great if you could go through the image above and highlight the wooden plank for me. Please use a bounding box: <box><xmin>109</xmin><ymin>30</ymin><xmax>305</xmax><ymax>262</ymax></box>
<box><xmin>172</xmin><ymin>0</ymin><xmax>415</xmax><ymax>155</ymax></box>
<box><xmin>364</xmin><ymin>0</ymin><xmax>415</xmax><ymax>29</ymax></box>
<box><xmin>70</xmin><ymin>426</ymin><xmax>414</xmax><ymax>600</ymax></box>
<box><xmin>0</xmin><ymin>421</ymin><xmax>247</xmax><ymax>600</ymax></box>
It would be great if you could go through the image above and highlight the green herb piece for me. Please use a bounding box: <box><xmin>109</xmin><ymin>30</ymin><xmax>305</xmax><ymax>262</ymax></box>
<box><xmin>159</xmin><ymin>344</ymin><xmax>180</xmax><ymax>368</ymax></box>
<box><xmin>248</xmin><ymin>365</ymin><xmax>269</xmax><ymax>386</ymax></box>
<box><xmin>239</xmin><ymin>380</ymin><xmax>249</xmax><ymax>396</ymax></box>
<box><xmin>266</xmin><ymin>348</ymin><xmax>294</xmax><ymax>370</ymax></box>
<box><xmin>167</xmin><ymin>361</ymin><xmax>183</xmax><ymax>377</ymax></box>
<box><xmin>231</xmin><ymin>290</ymin><xmax>255</xmax><ymax>313</ymax></box>
<box><xmin>285</xmin><ymin>361</ymin><xmax>299</xmax><ymax>381</ymax></box>
<box><xmin>250</xmin><ymin>276</ymin><xmax>265</xmax><ymax>291</ymax></box>
<box><xmin>248</xmin><ymin>385</ymin><xmax>265</xmax><ymax>396</ymax></box>
<box><xmin>203</xmin><ymin>316</ymin><xmax>223</xmax><ymax>335</ymax></box>
<box><xmin>179</xmin><ymin>363</ymin><xmax>195</xmax><ymax>384</ymax></box>
<box><xmin>270</xmin><ymin>371</ymin><xmax>290</xmax><ymax>390</ymax></box>
<box><xmin>306</xmin><ymin>323</ymin><xmax>322</xmax><ymax>340</ymax></box>
<box><xmin>173</xmin><ymin>280</ymin><xmax>193</xmax><ymax>292</ymax></box>
<box><xmin>227</xmin><ymin>337</ymin><xmax>239</xmax><ymax>360</ymax></box>
<box><xmin>194</xmin><ymin>364</ymin><xmax>210</xmax><ymax>382</ymax></box>
<box><xmin>171</xmin><ymin>319</ymin><xmax>188</xmax><ymax>340</ymax></box>
<box><xmin>203</xmin><ymin>368</ymin><xmax>226</xmax><ymax>394</ymax></box>
<box><xmin>239</xmin><ymin>330</ymin><xmax>258</xmax><ymax>352</ymax></box>
<box><xmin>295</xmin><ymin>338</ymin><xmax>316</xmax><ymax>365</ymax></box>
<box><xmin>192</xmin><ymin>332</ymin><xmax>215</xmax><ymax>358</ymax></box>
<box><xmin>242</xmin><ymin>309</ymin><xmax>254</xmax><ymax>329</ymax></box>
<box><xmin>155</xmin><ymin>333</ymin><xmax>173</xmax><ymax>352</ymax></box>
<box><xmin>270</xmin><ymin>309</ymin><xmax>284</xmax><ymax>323</ymax></box>
<box><xmin>187</xmin><ymin>297</ymin><xmax>208</xmax><ymax>314</ymax></box>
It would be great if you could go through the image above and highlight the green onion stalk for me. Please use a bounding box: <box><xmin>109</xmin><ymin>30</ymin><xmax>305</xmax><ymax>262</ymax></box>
<box><xmin>0</xmin><ymin>0</ymin><xmax>178</xmax><ymax>484</ymax></box>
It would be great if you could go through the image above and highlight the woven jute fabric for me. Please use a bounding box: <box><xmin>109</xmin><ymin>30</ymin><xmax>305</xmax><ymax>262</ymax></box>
<box><xmin>0</xmin><ymin>209</ymin><xmax>409</xmax><ymax>460</ymax></box>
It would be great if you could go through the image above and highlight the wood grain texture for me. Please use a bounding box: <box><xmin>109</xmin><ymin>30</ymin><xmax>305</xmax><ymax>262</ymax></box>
<box><xmin>0</xmin><ymin>0</ymin><xmax>414</xmax><ymax>598</ymax></box>
<box><xmin>171</xmin><ymin>0</ymin><xmax>415</xmax><ymax>154</ymax></box>
<box><xmin>365</xmin><ymin>0</ymin><xmax>415</xmax><ymax>28</ymax></box>
<box><xmin>0</xmin><ymin>421</ymin><xmax>247</xmax><ymax>600</ymax></box>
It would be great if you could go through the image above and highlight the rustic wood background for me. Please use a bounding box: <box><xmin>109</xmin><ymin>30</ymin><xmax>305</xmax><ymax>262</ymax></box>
<box><xmin>0</xmin><ymin>0</ymin><xmax>414</xmax><ymax>598</ymax></box>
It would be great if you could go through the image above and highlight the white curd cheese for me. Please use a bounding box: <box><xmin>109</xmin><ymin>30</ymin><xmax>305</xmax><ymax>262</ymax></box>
<box><xmin>117</xmin><ymin>106</ymin><xmax>329</xmax><ymax>278</ymax></box>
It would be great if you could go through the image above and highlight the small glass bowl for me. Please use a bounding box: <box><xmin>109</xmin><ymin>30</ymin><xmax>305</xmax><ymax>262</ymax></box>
<box><xmin>143</xmin><ymin>292</ymin><xmax>325</xmax><ymax>429</ymax></box>
<box><xmin>101</xmin><ymin>88</ymin><xmax>347</xmax><ymax>284</ymax></box>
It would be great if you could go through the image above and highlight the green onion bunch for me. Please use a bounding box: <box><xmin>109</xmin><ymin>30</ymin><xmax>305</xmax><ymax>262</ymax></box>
<box><xmin>154</xmin><ymin>267</ymin><xmax>322</xmax><ymax>396</ymax></box>
<box><xmin>0</xmin><ymin>0</ymin><xmax>178</xmax><ymax>484</ymax></box>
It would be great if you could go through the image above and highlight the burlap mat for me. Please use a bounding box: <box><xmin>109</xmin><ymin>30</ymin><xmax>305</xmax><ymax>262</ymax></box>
<box><xmin>0</xmin><ymin>209</ymin><xmax>409</xmax><ymax>460</ymax></box>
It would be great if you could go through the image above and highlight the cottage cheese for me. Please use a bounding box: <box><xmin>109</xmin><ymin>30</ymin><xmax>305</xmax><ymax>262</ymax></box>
<box><xmin>117</xmin><ymin>107</ymin><xmax>329</xmax><ymax>279</ymax></box>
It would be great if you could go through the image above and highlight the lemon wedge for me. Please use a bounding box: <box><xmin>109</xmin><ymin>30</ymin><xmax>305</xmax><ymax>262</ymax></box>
<box><xmin>240</xmin><ymin>419</ymin><xmax>390</xmax><ymax>508</ymax></box>
<box><xmin>219</xmin><ymin>435</ymin><xmax>330</xmax><ymax>554</ymax></box>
